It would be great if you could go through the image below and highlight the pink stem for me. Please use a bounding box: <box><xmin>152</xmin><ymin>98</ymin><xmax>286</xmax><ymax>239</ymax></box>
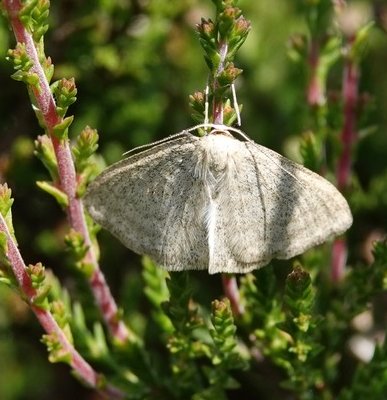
<box><xmin>0</xmin><ymin>211</ymin><xmax>123</xmax><ymax>398</ymax></box>
<box><xmin>4</xmin><ymin>0</ymin><xmax>130</xmax><ymax>342</ymax></box>
<box><xmin>331</xmin><ymin>238</ymin><xmax>348</xmax><ymax>282</ymax></box>
<box><xmin>222</xmin><ymin>275</ymin><xmax>244</xmax><ymax>316</ymax></box>
<box><xmin>331</xmin><ymin>39</ymin><xmax>358</xmax><ymax>282</ymax></box>
<box><xmin>336</xmin><ymin>51</ymin><xmax>359</xmax><ymax>192</ymax></box>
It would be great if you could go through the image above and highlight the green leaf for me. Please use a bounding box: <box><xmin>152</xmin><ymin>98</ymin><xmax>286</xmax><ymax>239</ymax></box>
<box><xmin>36</xmin><ymin>180</ymin><xmax>69</xmax><ymax>208</ymax></box>
<box><xmin>52</xmin><ymin>116</ymin><xmax>74</xmax><ymax>140</ymax></box>
<box><xmin>34</xmin><ymin>134</ymin><xmax>59</xmax><ymax>182</ymax></box>
<box><xmin>41</xmin><ymin>332</ymin><xmax>72</xmax><ymax>364</ymax></box>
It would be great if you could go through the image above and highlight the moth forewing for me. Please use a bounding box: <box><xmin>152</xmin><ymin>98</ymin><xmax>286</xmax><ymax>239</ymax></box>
<box><xmin>84</xmin><ymin>125</ymin><xmax>353</xmax><ymax>274</ymax></box>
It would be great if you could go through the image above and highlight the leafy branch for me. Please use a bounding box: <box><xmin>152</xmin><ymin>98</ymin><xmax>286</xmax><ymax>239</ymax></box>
<box><xmin>0</xmin><ymin>184</ymin><xmax>123</xmax><ymax>398</ymax></box>
<box><xmin>3</xmin><ymin>0</ymin><xmax>131</xmax><ymax>343</ymax></box>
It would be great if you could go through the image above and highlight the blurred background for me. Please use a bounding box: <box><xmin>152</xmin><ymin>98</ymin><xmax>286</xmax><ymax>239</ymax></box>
<box><xmin>1</xmin><ymin>0</ymin><xmax>387</xmax><ymax>399</ymax></box>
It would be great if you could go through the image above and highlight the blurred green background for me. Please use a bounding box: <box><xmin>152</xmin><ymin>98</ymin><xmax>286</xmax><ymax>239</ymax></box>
<box><xmin>1</xmin><ymin>0</ymin><xmax>387</xmax><ymax>399</ymax></box>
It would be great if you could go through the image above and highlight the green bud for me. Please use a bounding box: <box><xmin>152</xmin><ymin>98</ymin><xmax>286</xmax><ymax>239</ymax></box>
<box><xmin>222</xmin><ymin>100</ymin><xmax>241</xmax><ymax>126</ymax></box>
<box><xmin>7</xmin><ymin>43</ymin><xmax>33</xmax><ymax>71</ymax></box>
<box><xmin>189</xmin><ymin>91</ymin><xmax>207</xmax><ymax>122</ymax></box>
<box><xmin>232</xmin><ymin>15</ymin><xmax>251</xmax><ymax>38</ymax></box>
<box><xmin>289</xmin><ymin>340</ymin><xmax>313</xmax><ymax>362</ymax></box>
<box><xmin>227</xmin><ymin>17</ymin><xmax>251</xmax><ymax>60</ymax></box>
<box><xmin>27</xmin><ymin>262</ymin><xmax>46</xmax><ymax>287</ymax></box>
<box><xmin>217</xmin><ymin>63</ymin><xmax>242</xmax><ymax>86</ymax></box>
<box><xmin>42</xmin><ymin>56</ymin><xmax>54</xmax><ymax>82</ymax></box>
<box><xmin>64</xmin><ymin>229</ymin><xmax>88</xmax><ymax>261</ymax></box>
<box><xmin>53</xmin><ymin>78</ymin><xmax>77</xmax><ymax>117</ymax></box>
<box><xmin>287</xmin><ymin>267</ymin><xmax>312</xmax><ymax>296</ymax></box>
<box><xmin>64</xmin><ymin>229</ymin><xmax>95</xmax><ymax>277</ymax></box>
<box><xmin>7</xmin><ymin>43</ymin><xmax>40</xmax><ymax>87</ymax></box>
<box><xmin>218</xmin><ymin>7</ymin><xmax>242</xmax><ymax>40</ymax></box>
<box><xmin>197</xmin><ymin>18</ymin><xmax>216</xmax><ymax>42</ymax></box>
<box><xmin>51</xmin><ymin>300</ymin><xmax>71</xmax><ymax>331</ymax></box>
<box><xmin>26</xmin><ymin>262</ymin><xmax>51</xmax><ymax>309</ymax></box>
<box><xmin>0</xmin><ymin>184</ymin><xmax>14</xmax><ymax>219</ymax></box>
<box><xmin>72</xmin><ymin>126</ymin><xmax>99</xmax><ymax>174</ymax></box>
<box><xmin>285</xmin><ymin>266</ymin><xmax>315</xmax><ymax>316</ymax></box>
<box><xmin>0</xmin><ymin>184</ymin><xmax>15</xmax><ymax>240</ymax></box>
<box><xmin>41</xmin><ymin>332</ymin><xmax>72</xmax><ymax>364</ymax></box>
<box><xmin>20</xmin><ymin>0</ymin><xmax>50</xmax><ymax>42</ymax></box>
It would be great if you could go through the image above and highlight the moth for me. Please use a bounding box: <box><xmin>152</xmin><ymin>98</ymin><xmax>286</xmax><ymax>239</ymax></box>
<box><xmin>84</xmin><ymin>124</ymin><xmax>352</xmax><ymax>274</ymax></box>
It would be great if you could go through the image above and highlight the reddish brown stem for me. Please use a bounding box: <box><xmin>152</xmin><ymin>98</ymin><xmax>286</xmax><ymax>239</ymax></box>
<box><xmin>0</xmin><ymin>212</ymin><xmax>123</xmax><ymax>398</ymax></box>
<box><xmin>4</xmin><ymin>0</ymin><xmax>130</xmax><ymax>343</ymax></box>
<box><xmin>331</xmin><ymin>41</ymin><xmax>358</xmax><ymax>282</ymax></box>
<box><xmin>221</xmin><ymin>275</ymin><xmax>244</xmax><ymax>316</ymax></box>
<box><xmin>336</xmin><ymin>52</ymin><xmax>359</xmax><ymax>192</ymax></box>
<box><xmin>331</xmin><ymin>238</ymin><xmax>348</xmax><ymax>282</ymax></box>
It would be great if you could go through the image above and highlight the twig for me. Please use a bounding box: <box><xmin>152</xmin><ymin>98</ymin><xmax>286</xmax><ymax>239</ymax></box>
<box><xmin>221</xmin><ymin>274</ymin><xmax>244</xmax><ymax>316</ymax></box>
<box><xmin>3</xmin><ymin>0</ymin><xmax>130</xmax><ymax>343</ymax></box>
<box><xmin>331</xmin><ymin>238</ymin><xmax>348</xmax><ymax>282</ymax></box>
<box><xmin>331</xmin><ymin>38</ymin><xmax>358</xmax><ymax>282</ymax></box>
<box><xmin>336</xmin><ymin>45</ymin><xmax>359</xmax><ymax>192</ymax></box>
<box><xmin>0</xmin><ymin>210</ymin><xmax>124</xmax><ymax>399</ymax></box>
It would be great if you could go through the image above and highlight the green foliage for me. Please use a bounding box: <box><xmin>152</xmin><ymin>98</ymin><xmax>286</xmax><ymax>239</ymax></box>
<box><xmin>26</xmin><ymin>262</ymin><xmax>51</xmax><ymax>308</ymax></box>
<box><xmin>1</xmin><ymin>0</ymin><xmax>387</xmax><ymax>399</ymax></box>
<box><xmin>35</xmin><ymin>180</ymin><xmax>68</xmax><ymax>208</ymax></box>
<box><xmin>6</xmin><ymin>42</ymin><xmax>39</xmax><ymax>85</ymax></box>
<box><xmin>0</xmin><ymin>184</ymin><xmax>14</xmax><ymax>233</ymax></box>
<box><xmin>338</xmin><ymin>341</ymin><xmax>387</xmax><ymax>400</ymax></box>
<box><xmin>52</xmin><ymin>115</ymin><xmax>74</xmax><ymax>140</ymax></box>
<box><xmin>72</xmin><ymin>126</ymin><xmax>99</xmax><ymax>173</ymax></box>
<box><xmin>19</xmin><ymin>0</ymin><xmax>50</xmax><ymax>42</ymax></box>
<box><xmin>194</xmin><ymin>0</ymin><xmax>250</xmax><ymax>124</ymax></box>
<box><xmin>41</xmin><ymin>331</ymin><xmax>72</xmax><ymax>364</ymax></box>
<box><xmin>64</xmin><ymin>229</ymin><xmax>94</xmax><ymax>276</ymax></box>
<box><xmin>299</xmin><ymin>131</ymin><xmax>323</xmax><ymax>172</ymax></box>
<box><xmin>34</xmin><ymin>134</ymin><xmax>59</xmax><ymax>181</ymax></box>
<box><xmin>52</xmin><ymin>77</ymin><xmax>77</xmax><ymax>118</ymax></box>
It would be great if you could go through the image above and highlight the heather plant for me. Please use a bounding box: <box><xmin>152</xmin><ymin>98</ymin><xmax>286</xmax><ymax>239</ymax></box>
<box><xmin>1</xmin><ymin>1</ymin><xmax>387</xmax><ymax>400</ymax></box>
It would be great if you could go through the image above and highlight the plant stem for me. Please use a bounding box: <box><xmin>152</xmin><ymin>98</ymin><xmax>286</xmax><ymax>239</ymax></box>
<box><xmin>336</xmin><ymin>50</ymin><xmax>358</xmax><ymax>192</ymax></box>
<box><xmin>221</xmin><ymin>274</ymin><xmax>244</xmax><ymax>316</ymax></box>
<box><xmin>331</xmin><ymin>238</ymin><xmax>348</xmax><ymax>282</ymax></box>
<box><xmin>331</xmin><ymin>38</ymin><xmax>358</xmax><ymax>282</ymax></box>
<box><xmin>0</xmin><ymin>212</ymin><xmax>123</xmax><ymax>399</ymax></box>
<box><xmin>3</xmin><ymin>0</ymin><xmax>131</xmax><ymax>343</ymax></box>
<box><xmin>212</xmin><ymin>41</ymin><xmax>228</xmax><ymax>124</ymax></box>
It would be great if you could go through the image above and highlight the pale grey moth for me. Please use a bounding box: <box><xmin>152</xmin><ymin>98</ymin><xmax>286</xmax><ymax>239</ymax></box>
<box><xmin>84</xmin><ymin>124</ymin><xmax>353</xmax><ymax>274</ymax></box>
